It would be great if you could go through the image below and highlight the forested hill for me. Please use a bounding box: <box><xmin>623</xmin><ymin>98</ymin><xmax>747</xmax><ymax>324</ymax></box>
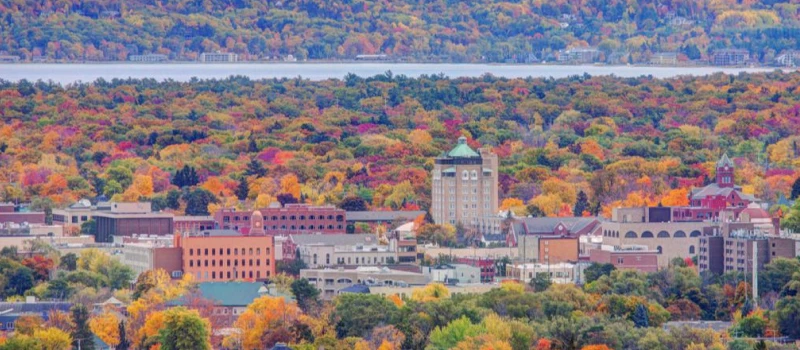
<box><xmin>1</xmin><ymin>0</ymin><xmax>800</xmax><ymax>63</ymax></box>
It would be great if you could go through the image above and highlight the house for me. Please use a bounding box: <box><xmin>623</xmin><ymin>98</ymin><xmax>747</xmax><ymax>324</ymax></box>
<box><xmin>775</xmin><ymin>50</ymin><xmax>800</xmax><ymax>67</ymax></box>
<box><xmin>650</xmin><ymin>52</ymin><xmax>678</xmax><ymax>65</ymax></box>
<box><xmin>170</xmin><ymin>281</ymin><xmax>291</xmax><ymax>327</ymax></box>
<box><xmin>0</xmin><ymin>297</ymin><xmax>72</xmax><ymax>332</ymax></box>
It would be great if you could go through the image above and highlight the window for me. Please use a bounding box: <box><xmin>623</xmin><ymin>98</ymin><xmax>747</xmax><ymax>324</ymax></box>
<box><xmin>249</xmin><ymin>248</ymin><xmax>253</xmax><ymax>255</ymax></box>
<box><xmin>313</xmin><ymin>254</ymin><xmax>317</xmax><ymax>265</ymax></box>
<box><xmin>462</xmin><ymin>171</ymin><xmax>469</xmax><ymax>180</ymax></box>
<box><xmin>189</xmin><ymin>260</ymin><xmax>194</xmax><ymax>267</ymax></box>
<box><xmin>617</xmin><ymin>257</ymin><xmax>624</xmax><ymax>264</ymax></box>
<box><xmin>689</xmin><ymin>246</ymin><xmax>695</xmax><ymax>254</ymax></box>
<box><xmin>190</xmin><ymin>249</ymin><xmax>194</xmax><ymax>256</ymax></box>
<box><xmin>204</xmin><ymin>248</ymin><xmax>208</xmax><ymax>255</ymax></box>
<box><xmin>256</xmin><ymin>248</ymin><xmax>261</xmax><ymax>255</ymax></box>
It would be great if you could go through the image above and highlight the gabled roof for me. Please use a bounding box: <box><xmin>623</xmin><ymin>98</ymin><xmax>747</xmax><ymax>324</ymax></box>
<box><xmin>447</xmin><ymin>136</ymin><xmax>480</xmax><ymax>158</ymax></box>
<box><xmin>690</xmin><ymin>184</ymin><xmax>757</xmax><ymax>201</ymax></box>
<box><xmin>717</xmin><ymin>153</ymin><xmax>734</xmax><ymax>168</ymax></box>
<box><xmin>518</xmin><ymin>217</ymin><xmax>598</xmax><ymax>235</ymax></box>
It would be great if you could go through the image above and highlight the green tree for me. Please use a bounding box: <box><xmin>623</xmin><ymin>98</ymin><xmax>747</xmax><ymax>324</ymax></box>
<box><xmin>183</xmin><ymin>188</ymin><xmax>217</xmax><ymax>216</ymax></box>
<box><xmin>339</xmin><ymin>196</ymin><xmax>368</xmax><ymax>211</ymax></box>
<box><xmin>290</xmin><ymin>278</ymin><xmax>320</xmax><ymax>313</ymax></box>
<box><xmin>235</xmin><ymin>176</ymin><xmax>249</xmax><ymax>201</ymax></box>
<box><xmin>427</xmin><ymin>316</ymin><xmax>485</xmax><ymax>350</ymax></box>
<box><xmin>529</xmin><ymin>272</ymin><xmax>551</xmax><ymax>292</ymax></box>
<box><xmin>158</xmin><ymin>307</ymin><xmax>211</xmax><ymax>350</ymax></box>
<box><xmin>0</xmin><ymin>334</ymin><xmax>40</xmax><ymax>350</ymax></box>
<box><xmin>104</xmin><ymin>179</ymin><xmax>123</xmax><ymax>197</ymax></box>
<box><xmin>244</xmin><ymin>158</ymin><xmax>266</xmax><ymax>177</ymax></box>
<box><xmin>791</xmin><ymin>177</ymin><xmax>800</xmax><ymax>200</ymax></box>
<box><xmin>774</xmin><ymin>296</ymin><xmax>800</xmax><ymax>339</ymax></box>
<box><xmin>573</xmin><ymin>190</ymin><xmax>589</xmax><ymax>216</ymax></box>
<box><xmin>632</xmin><ymin>303</ymin><xmax>649</xmax><ymax>328</ymax></box>
<box><xmin>71</xmin><ymin>305</ymin><xmax>95</xmax><ymax>350</ymax></box>
<box><xmin>736</xmin><ymin>315</ymin><xmax>766</xmax><ymax>337</ymax></box>
<box><xmin>333</xmin><ymin>294</ymin><xmax>398</xmax><ymax>338</ymax></box>
<box><xmin>6</xmin><ymin>266</ymin><xmax>34</xmax><ymax>296</ymax></box>
<box><xmin>526</xmin><ymin>205</ymin><xmax>545</xmax><ymax>217</ymax></box>
<box><xmin>166</xmin><ymin>189</ymin><xmax>181</xmax><ymax>210</ymax></box>
<box><xmin>117</xmin><ymin>321</ymin><xmax>130</xmax><ymax>350</ymax></box>
<box><xmin>80</xmin><ymin>219</ymin><xmax>96</xmax><ymax>237</ymax></box>
<box><xmin>583</xmin><ymin>263</ymin><xmax>616</xmax><ymax>284</ymax></box>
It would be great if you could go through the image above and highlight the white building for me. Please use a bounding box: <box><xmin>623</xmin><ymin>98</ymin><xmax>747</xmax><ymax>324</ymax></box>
<box><xmin>199</xmin><ymin>52</ymin><xmax>238</xmax><ymax>63</ymax></box>
<box><xmin>292</xmin><ymin>234</ymin><xmax>399</xmax><ymax>268</ymax></box>
<box><xmin>422</xmin><ymin>264</ymin><xmax>482</xmax><ymax>284</ymax></box>
<box><xmin>507</xmin><ymin>262</ymin><xmax>584</xmax><ymax>284</ymax></box>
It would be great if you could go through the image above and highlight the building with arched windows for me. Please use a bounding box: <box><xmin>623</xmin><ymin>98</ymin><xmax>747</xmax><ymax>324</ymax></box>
<box><xmin>431</xmin><ymin>136</ymin><xmax>498</xmax><ymax>229</ymax></box>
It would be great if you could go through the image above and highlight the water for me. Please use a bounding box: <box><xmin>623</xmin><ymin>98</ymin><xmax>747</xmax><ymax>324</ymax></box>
<box><xmin>0</xmin><ymin>63</ymin><xmax>784</xmax><ymax>85</ymax></box>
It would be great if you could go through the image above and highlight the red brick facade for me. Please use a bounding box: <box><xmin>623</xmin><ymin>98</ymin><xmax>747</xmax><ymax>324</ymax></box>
<box><xmin>214</xmin><ymin>204</ymin><xmax>345</xmax><ymax>235</ymax></box>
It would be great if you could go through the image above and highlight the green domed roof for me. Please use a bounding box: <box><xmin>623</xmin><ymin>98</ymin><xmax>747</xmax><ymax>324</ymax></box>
<box><xmin>447</xmin><ymin>136</ymin><xmax>480</xmax><ymax>158</ymax></box>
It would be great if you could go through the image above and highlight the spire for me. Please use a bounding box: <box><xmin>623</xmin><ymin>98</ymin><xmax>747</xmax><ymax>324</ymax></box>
<box><xmin>717</xmin><ymin>153</ymin><xmax>734</xmax><ymax>168</ymax></box>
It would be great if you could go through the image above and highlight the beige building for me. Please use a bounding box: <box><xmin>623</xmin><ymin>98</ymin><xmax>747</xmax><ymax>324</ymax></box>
<box><xmin>507</xmin><ymin>262</ymin><xmax>582</xmax><ymax>284</ymax></box>
<box><xmin>199</xmin><ymin>52</ymin><xmax>238</xmax><ymax>62</ymax></box>
<box><xmin>120</xmin><ymin>242</ymin><xmax>182</xmax><ymax>278</ymax></box>
<box><xmin>602</xmin><ymin>207</ymin><xmax>705</xmax><ymax>267</ymax></box>
<box><xmin>300</xmin><ymin>266</ymin><xmax>430</xmax><ymax>299</ymax></box>
<box><xmin>292</xmin><ymin>234</ymin><xmax>399</xmax><ymax>268</ymax></box>
<box><xmin>431</xmin><ymin>136</ymin><xmax>498</xmax><ymax>227</ymax></box>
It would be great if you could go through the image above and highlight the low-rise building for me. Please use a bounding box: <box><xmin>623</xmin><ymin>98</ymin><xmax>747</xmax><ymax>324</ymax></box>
<box><xmin>0</xmin><ymin>203</ymin><xmax>45</xmax><ymax>225</ymax></box>
<box><xmin>588</xmin><ymin>244</ymin><xmax>660</xmax><ymax>273</ymax></box>
<box><xmin>557</xmin><ymin>48</ymin><xmax>601</xmax><ymax>63</ymax></box>
<box><xmin>651</xmin><ymin>52</ymin><xmax>678</xmax><ymax>65</ymax></box>
<box><xmin>775</xmin><ymin>50</ymin><xmax>800</xmax><ymax>67</ymax></box>
<box><xmin>129</xmin><ymin>54</ymin><xmax>168</xmax><ymax>62</ymax></box>
<box><xmin>512</xmin><ymin>217</ymin><xmax>600</xmax><ymax>264</ymax></box>
<box><xmin>169</xmin><ymin>281</ymin><xmax>290</xmax><ymax>327</ymax></box>
<box><xmin>391</xmin><ymin>222</ymin><xmax>418</xmax><ymax>263</ymax></box>
<box><xmin>507</xmin><ymin>262</ymin><xmax>582</xmax><ymax>284</ymax></box>
<box><xmin>300</xmin><ymin>266</ymin><xmax>429</xmax><ymax>299</ymax></box>
<box><xmin>0</xmin><ymin>297</ymin><xmax>71</xmax><ymax>332</ymax></box>
<box><xmin>200</xmin><ymin>52</ymin><xmax>238</xmax><ymax>62</ymax></box>
<box><xmin>174</xmin><ymin>215</ymin><xmax>215</xmax><ymax>233</ymax></box>
<box><xmin>423</xmin><ymin>264</ymin><xmax>482</xmax><ymax>284</ymax></box>
<box><xmin>0</xmin><ymin>55</ymin><xmax>21</xmax><ymax>63</ymax></box>
<box><xmin>93</xmin><ymin>202</ymin><xmax>174</xmax><ymax>243</ymax></box>
<box><xmin>456</xmin><ymin>256</ymin><xmax>497</xmax><ymax>282</ymax></box>
<box><xmin>53</xmin><ymin>199</ymin><xmax>98</xmax><ymax>228</ymax></box>
<box><xmin>120</xmin><ymin>241</ymin><xmax>182</xmax><ymax>278</ymax></box>
<box><xmin>292</xmin><ymin>234</ymin><xmax>398</xmax><ymax>268</ymax></box>
<box><xmin>214</xmin><ymin>204</ymin><xmax>345</xmax><ymax>235</ymax></box>
<box><xmin>710</xmin><ymin>49</ymin><xmax>750</xmax><ymax>66</ymax></box>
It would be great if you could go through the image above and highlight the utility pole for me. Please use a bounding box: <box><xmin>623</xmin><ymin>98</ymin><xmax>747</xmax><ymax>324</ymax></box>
<box><xmin>752</xmin><ymin>240</ymin><xmax>758</xmax><ymax>304</ymax></box>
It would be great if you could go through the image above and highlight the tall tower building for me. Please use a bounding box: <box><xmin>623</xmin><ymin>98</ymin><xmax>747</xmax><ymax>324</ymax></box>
<box><xmin>716</xmin><ymin>153</ymin><xmax>735</xmax><ymax>188</ymax></box>
<box><xmin>431</xmin><ymin>136</ymin><xmax>498</xmax><ymax>227</ymax></box>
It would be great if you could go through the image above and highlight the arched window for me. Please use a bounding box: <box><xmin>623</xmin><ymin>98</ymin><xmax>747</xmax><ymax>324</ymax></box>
<box><xmin>641</xmin><ymin>231</ymin><xmax>654</xmax><ymax>238</ymax></box>
<box><xmin>690</xmin><ymin>230</ymin><xmax>702</xmax><ymax>237</ymax></box>
<box><xmin>625</xmin><ymin>231</ymin><xmax>638</xmax><ymax>238</ymax></box>
<box><xmin>657</xmin><ymin>231</ymin><xmax>670</xmax><ymax>238</ymax></box>
<box><xmin>657</xmin><ymin>246</ymin><xmax>663</xmax><ymax>254</ymax></box>
<box><xmin>336</xmin><ymin>215</ymin><xmax>344</xmax><ymax>222</ymax></box>
<box><xmin>689</xmin><ymin>245</ymin><xmax>695</xmax><ymax>254</ymax></box>
<box><xmin>299</xmin><ymin>225</ymin><xmax>305</xmax><ymax>230</ymax></box>
<box><xmin>462</xmin><ymin>171</ymin><xmax>469</xmax><ymax>180</ymax></box>
<box><xmin>308</xmin><ymin>225</ymin><xmax>315</xmax><ymax>230</ymax></box>
<box><xmin>674</xmin><ymin>231</ymin><xmax>687</xmax><ymax>238</ymax></box>
<box><xmin>615</xmin><ymin>231</ymin><xmax>620</xmax><ymax>238</ymax></box>
<box><xmin>470</xmin><ymin>170</ymin><xmax>478</xmax><ymax>180</ymax></box>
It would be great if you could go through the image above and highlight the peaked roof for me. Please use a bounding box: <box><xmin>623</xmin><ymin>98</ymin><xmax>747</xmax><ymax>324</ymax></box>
<box><xmin>518</xmin><ymin>217</ymin><xmax>598</xmax><ymax>235</ymax></box>
<box><xmin>447</xmin><ymin>136</ymin><xmax>480</xmax><ymax>158</ymax></box>
<box><xmin>690</xmin><ymin>183</ymin><xmax>757</xmax><ymax>201</ymax></box>
<box><xmin>717</xmin><ymin>153</ymin><xmax>734</xmax><ymax>168</ymax></box>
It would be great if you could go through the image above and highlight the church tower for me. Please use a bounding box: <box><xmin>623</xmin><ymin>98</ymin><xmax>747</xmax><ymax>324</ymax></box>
<box><xmin>250</xmin><ymin>210</ymin><xmax>265</xmax><ymax>235</ymax></box>
<box><xmin>716</xmin><ymin>153</ymin><xmax>735</xmax><ymax>188</ymax></box>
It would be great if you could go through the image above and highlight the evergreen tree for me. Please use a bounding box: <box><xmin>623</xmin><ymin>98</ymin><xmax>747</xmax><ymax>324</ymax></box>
<box><xmin>183</xmin><ymin>188</ymin><xmax>217</xmax><ymax>216</ymax></box>
<box><xmin>290</xmin><ymin>278</ymin><xmax>320</xmax><ymax>313</ymax></box>
<box><xmin>741</xmin><ymin>298</ymin><xmax>754</xmax><ymax>317</ymax></box>
<box><xmin>247</xmin><ymin>138</ymin><xmax>258</xmax><ymax>153</ymax></box>
<box><xmin>633</xmin><ymin>303</ymin><xmax>650</xmax><ymax>328</ymax></box>
<box><xmin>245</xmin><ymin>158</ymin><xmax>266</xmax><ymax>177</ymax></box>
<box><xmin>71</xmin><ymin>305</ymin><xmax>95</xmax><ymax>350</ymax></box>
<box><xmin>791</xmin><ymin>177</ymin><xmax>800</xmax><ymax>200</ymax></box>
<box><xmin>117</xmin><ymin>321</ymin><xmax>130</xmax><ymax>350</ymax></box>
<box><xmin>573</xmin><ymin>190</ymin><xmax>589</xmax><ymax>216</ymax></box>
<box><xmin>235</xmin><ymin>177</ymin><xmax>249</xmax><ymax>201</ymax></box>
<box><xmin>166</xmin><ymin>189</ymin><xmax>181</xmax><ymax>210</ymax></box>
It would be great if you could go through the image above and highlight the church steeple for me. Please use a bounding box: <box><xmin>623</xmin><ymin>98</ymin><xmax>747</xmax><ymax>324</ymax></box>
<box><xmin>716</xmin><ymin>153</ymin><xmax>735</xmax><ymax>188</ymax></box>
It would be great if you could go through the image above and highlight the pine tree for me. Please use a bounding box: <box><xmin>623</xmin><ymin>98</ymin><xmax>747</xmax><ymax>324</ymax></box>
<box><xmin>791</xmin><ymin>177</ymin><xmax>800</xmax><ymax>200</ymax></box>
<box><xmin>573</xmin><ymin>190</ymin><xmax>589</xmax><ymax>216</ymax></box>
<box><xmin>633</xmin><ymin>303</ymin><xmax>650</xmax><ymax>328</ymax></box>
<box><xmin>235</xmin><ymin>177</ymin><xmax>249</xmax><ymax>201</ymax></box>
<box><xmin>245</xmin><ymin>158</ymin><xmax>266</xmax><ymax>177</ymax></box>
<box><xmin>248</xmin><ymin>138</ymin><xmax>258</xmax><ymax>153</ymax></box>
<box><xmin>117</xmin><ymin>321</ymin><xmax>130</xmax><ymax>350</ymax></box>
<box><xmin>71</xmin><ymin>304</ymin><xmax>95</xmax><ymax>350</ymax></box>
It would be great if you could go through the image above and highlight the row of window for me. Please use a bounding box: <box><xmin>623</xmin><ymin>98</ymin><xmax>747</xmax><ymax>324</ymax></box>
<box><xmin>189</xmin><ymin>247</ymin><xmax>270</xmax><ymax>256</ymax></box>
<box><xmin>223</xmin><ymin>214</ymin><xmax>343</xmax><ymax>223</ymax></box>
<box><xmin>614</xmin><ymin>230</ymin><xmax>702</xmax><ymax>239</ymax></box>
<box><xmin>188</xmin><ymin>258</ymin><xmax>271</xmax><ymax>268</ymax></box>
<box><xmin>195</xmin><ymin>270</ymin><xmax>271</xmax><ymax>280</ymax></box>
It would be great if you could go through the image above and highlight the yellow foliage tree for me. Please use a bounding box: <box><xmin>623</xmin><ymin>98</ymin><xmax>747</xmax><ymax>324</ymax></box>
<box><xmin>661</xmin><ymin>188</ymin><xmax>689</xmax><ymax>207</ymax></box>
<box><xmin>77</xmin><ymin>248</ymin><xmax>112</xmax><ymax>272</ymax></box>
<box><xmin>529</xmin><ymin>193</ymin><xmax>563</xmax><ymax>217</ymax></box>
<box><xmin>411</xmin><ymin>283</ymin><xmax>450</xmax><ymax>302</ymax></box>
<box><xmin>132</xmin><ymin>174</ymin><xmax>154</xmax><ymax>197</ymax></box>
<box><xmin>228</xmin><ymin>296</ymin><xmax>302</xmax><ymax>350</ymax></box>
<box><xmin>89</xmin><ymin>311</ymin><xmax>120</xmax><ymax>346</ymax></box>
<box><xmin>280</xmin><ymin>174</ymin><xmax>302</xmax><ymax>199</ymax></box>
<box><xmin>541</xmin><ymin>178</ymin><xmax>577</xmax><ymax>205</ymax></box>
<box><xmin>500</xmin><ymin>198</ymin><xmax>524</xmax><ymax>211</ymax></box>
<box><xmin>34</xmin><ymin>327</ymin><xmax>73</xmax><ymax>350</ymax></box>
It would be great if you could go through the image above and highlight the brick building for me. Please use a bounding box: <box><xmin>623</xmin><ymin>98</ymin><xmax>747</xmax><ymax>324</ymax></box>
<box><xmin>456</xmin><ymin>257</ymin><xmax>496</xmax><ymax>283</ymax></box>
<box><xmin>0</xmin><ymin>203</ymin><xmax>45</xmax><ymax>225</ymax></box>
<box><xmin>177</xmin><ymin>225</ymin><xmax>275</xmax><ymax>282</ymax></box>
<box><xmin>213</xmin><ymin>204</ymin><xmax>345</xmax><ymax>235</ymax></box>
<box><xmin>588</xmin><ymin>245</ymin><xmax>660</xmax><ymax>273</ymax></box>
<box><xmin>174</xmin><ymin>215</ymin><xmax>215</xmax><ymax>233</ymax></box>
<box><xmin>512</xmin><ymin>217</ymin><xmax>601</xmax><ymax>264</ymax></box>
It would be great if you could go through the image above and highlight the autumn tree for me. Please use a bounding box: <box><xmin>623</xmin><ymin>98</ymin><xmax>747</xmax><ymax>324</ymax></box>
<box><xmin>158</xmin><ymin>307</ymin><xmax>212</xmax><ymax>350</ymax></box>
<box><xmin>227</xmin><ymin>296</ymin><xmax>302</xmax><ymax>350</ymax></box>
<box><xmin>89</xmin><ymin>311</ymin><xmax>120</xmax><ymax>347</ymax></box>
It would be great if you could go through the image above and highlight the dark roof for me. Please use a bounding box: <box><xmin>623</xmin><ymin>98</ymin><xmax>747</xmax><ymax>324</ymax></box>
<box><xmin>482</xmin><ymin>234</ymin><xmax>506</xmax><ymax>242</ymax></box>
<box><xmin>690</xmin><ymin>184</ymin><xmax>757</xmax><ymax>201</ymax></box>
<box><xmin>518</xmin><ymin>217</ymin><xmax>598</xmax><ymax>234</ymax></box>
<box><xmin>0</xmin><ymin>302</ymin><xmax>72</xmax><ymax>317</ymax></box>
<box><xmin>346</xmin><ymin>211</ymin><xmax>425</xmax><ymax>222</ymax></box>
<box><xmin>339</xmin><ymin>284</ymin><xmax>370</xmax><ymax>294</ymax></box>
